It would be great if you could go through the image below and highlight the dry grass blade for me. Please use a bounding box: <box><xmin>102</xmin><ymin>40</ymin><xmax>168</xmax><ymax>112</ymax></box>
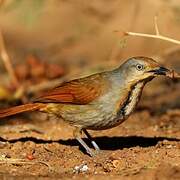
<box><xmin>27</xmin><ymin>76</ymin><xmax>70</xmax><ymax>94</ymax></box>
<box><xmin>0</xmin><ymin>155</ymin><xmax>53</xmax><ymax>171</ymax></box>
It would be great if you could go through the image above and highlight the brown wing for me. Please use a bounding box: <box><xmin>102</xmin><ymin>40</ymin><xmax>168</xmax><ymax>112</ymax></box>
<box><xmin>35</xmin><ymin>74</ymin><xmax>108</xmax><ymax>105</ymax></box>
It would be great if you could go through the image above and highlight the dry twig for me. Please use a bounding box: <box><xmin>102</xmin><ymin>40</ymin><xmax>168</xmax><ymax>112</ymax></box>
<box><xmin>123</xmin><ymin>16</ymin><xmax>180</xmax><ymax>45</ymax></box>
<box><xmin>0</xmin><ymin>30</ymin><xmax>29</xmax><ymax>102</ymax></box>
<box><xmin>166</xmin><ymin>70</ymin><xmax>180</xmax><ymax>79</ymax></box>
<box><xmin>0</xmin><ymin>30</ymin><xmax>19</xmax><ymax>88</ymax></box>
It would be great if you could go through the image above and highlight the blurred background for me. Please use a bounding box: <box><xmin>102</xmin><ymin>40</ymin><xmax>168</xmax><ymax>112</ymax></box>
<box><xmin>0</xmin><ymin>0</ymin><xmax>179</xmax><ymax>73</ymax></box>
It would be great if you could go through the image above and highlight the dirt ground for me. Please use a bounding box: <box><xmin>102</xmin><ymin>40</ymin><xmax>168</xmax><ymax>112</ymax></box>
<box><xmin>0</xmin><ymin>0</ymin><xmax>179</xmax><ymax>179</ymax></box>
<box><xmin>0</xmin><ymin>53</ymin><xmax>179</xmax><ymax>180</ymax></box>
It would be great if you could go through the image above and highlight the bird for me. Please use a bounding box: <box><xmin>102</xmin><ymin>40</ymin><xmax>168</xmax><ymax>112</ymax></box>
<box><xmin>0</xmin><ymin>56</ymin><xmax>171</xmax><ymax>156</ymax></box>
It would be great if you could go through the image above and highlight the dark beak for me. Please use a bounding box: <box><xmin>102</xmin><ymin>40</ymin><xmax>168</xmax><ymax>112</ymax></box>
<box><xmin>148</xmin><ymin>67</ymin><xmax>169</xmax><ymax>75</ymax></box>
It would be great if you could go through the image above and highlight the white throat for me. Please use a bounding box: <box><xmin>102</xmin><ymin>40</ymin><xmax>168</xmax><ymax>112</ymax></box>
<box><xmin>123</xmin><ymin>82</ymin><xmax>144</xmax><ymax>116</ymax></box>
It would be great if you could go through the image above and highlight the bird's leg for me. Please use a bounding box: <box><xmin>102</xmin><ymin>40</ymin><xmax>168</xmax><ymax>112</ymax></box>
<box><xmin>83</xmin><ymin>129</ymin><xmax>100</xmax><ymax>152</ymax></box>
<box><xmin>73</xmin><ymin>127</ymin><xmax>94</xmax><ymax>157</ymax></box>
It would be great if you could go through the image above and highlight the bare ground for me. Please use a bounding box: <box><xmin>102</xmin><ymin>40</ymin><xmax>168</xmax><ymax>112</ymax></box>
<box><xmin>0</xmin><ymin>76</ymin><xmax>179</xmax><ymax>180</ymax></box>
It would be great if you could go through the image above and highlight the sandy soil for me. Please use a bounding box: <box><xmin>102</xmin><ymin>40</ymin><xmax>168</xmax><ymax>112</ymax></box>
<box><xmin>0</xmin><ymin>64</ymin><xmax>179</xmax><ymax>180</ymax></box>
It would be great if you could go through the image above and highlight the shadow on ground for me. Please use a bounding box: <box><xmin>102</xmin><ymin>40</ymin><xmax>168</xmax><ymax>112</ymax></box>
<box><xmin>0</xmin><ymin>136</ymin><xmax>179</xmax><ymax>151</ymax></box>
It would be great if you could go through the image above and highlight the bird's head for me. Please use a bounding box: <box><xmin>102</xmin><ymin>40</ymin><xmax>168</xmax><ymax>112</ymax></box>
<box><xmin>119</xmin><ymin>56</ymin><xmax>170</xmax><ymax>84</ymax></box>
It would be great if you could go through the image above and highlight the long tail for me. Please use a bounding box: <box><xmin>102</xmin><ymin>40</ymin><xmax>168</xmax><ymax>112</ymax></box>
<box><xmin>0</xmin><ymin>103</ymin><xmax>46</xmax><ymax>118</ymax></box>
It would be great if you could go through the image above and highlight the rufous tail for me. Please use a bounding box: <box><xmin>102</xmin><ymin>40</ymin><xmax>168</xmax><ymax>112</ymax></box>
<box><xmin>0</xmin><ymin>103</ymin><xmax>46</xmax><ymax>118</ymax></box>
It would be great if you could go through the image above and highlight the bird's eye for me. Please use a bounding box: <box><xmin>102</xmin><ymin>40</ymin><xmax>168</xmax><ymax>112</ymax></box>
<box><xmin>136</xmin><ymin>64</ymin><xmax>144</xmax><ymax>71</ymax></box>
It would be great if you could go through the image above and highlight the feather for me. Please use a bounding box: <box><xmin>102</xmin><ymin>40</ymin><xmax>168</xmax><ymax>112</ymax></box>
<box><xmin>0</xmin><ymin>103</ymin><xmax>45</xmax><ymax>118</ymax></box>
<box><xmin>35</xmin><ymin>74</ymin><xmax>108</xmax><ymax>104</ymax></box>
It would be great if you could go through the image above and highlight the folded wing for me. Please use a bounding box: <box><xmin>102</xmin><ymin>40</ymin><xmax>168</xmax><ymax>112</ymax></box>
<box><xmin>35</xmin><ymin>74</ymin><xmax>107</xmax><ymax>105</ymax></box>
